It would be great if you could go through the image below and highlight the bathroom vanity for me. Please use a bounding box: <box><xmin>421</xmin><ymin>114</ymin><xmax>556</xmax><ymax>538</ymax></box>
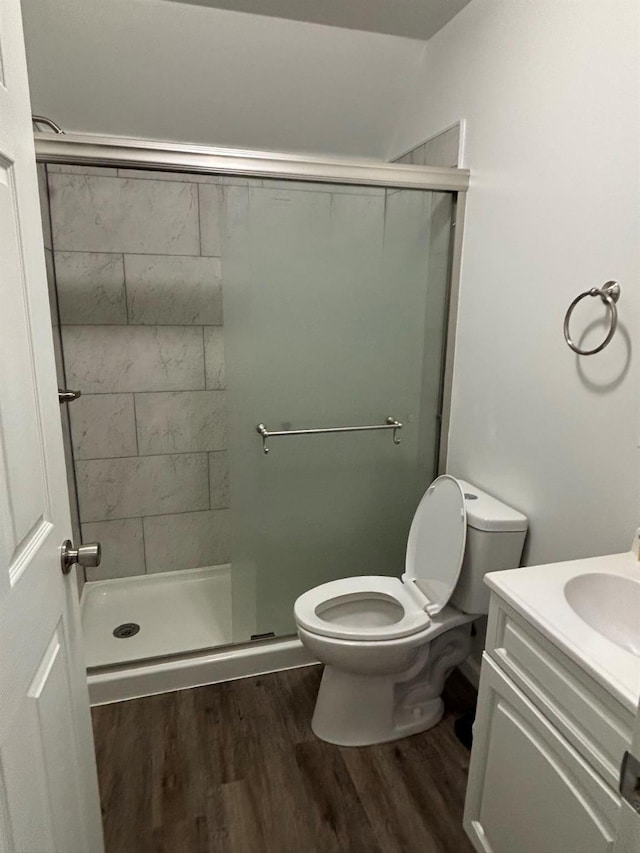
<box><xmin>464</xmin><ymin>546</ymin><xmax>640</xmax><ymax>853</ymax></box>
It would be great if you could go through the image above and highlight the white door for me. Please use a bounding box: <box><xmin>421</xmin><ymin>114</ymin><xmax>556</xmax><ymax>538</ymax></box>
<box><xmin>0</xmin><ymin>1</ymin><xmax>104</xmax><ymax>851</ymax></box>
<box><xmin>614</xmin><ymin>697</ymin><xmax>640</xmax><ymax>852</ymax></box>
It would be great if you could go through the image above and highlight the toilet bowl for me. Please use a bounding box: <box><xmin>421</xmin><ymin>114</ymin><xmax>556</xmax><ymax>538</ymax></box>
<box><xmin>294</xmin><ymin>475</ymin><xmax>528</xmax><ymax>746</ymax></box>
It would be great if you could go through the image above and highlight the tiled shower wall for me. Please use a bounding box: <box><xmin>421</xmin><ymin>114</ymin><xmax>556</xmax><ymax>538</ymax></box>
<box><xmin>45</xmin><ymin>165</ymin><xmax>236</xmax><ymax>581</ymax></box>
<box><xmin>42</xmin><ymin>164</ymin><xmax>453</xmax><ymax>587</ymax></box>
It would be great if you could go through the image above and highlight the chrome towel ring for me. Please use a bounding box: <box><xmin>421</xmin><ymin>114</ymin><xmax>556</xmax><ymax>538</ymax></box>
<box><xmin>563</xmin><ymin>280</ymin><xmax>621</xmax><ymax>356</ymax></box>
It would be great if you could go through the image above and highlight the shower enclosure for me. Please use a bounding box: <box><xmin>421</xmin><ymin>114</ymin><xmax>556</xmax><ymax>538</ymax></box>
<box><xmin>35</xmin><ymin>133</ymin><xmax>468</xmax><ymax>694</ymax></box>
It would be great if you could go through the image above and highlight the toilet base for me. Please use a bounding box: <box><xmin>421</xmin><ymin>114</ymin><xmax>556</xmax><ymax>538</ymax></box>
<box><xmin>311</xmin><ymin>666</ymin><xmax>444</xmax><ymax>745</ymax></box>
<box><xmin>310</xmin><ymin>626</ymin><xmax>471</xmax><ymax>747</ymax></box>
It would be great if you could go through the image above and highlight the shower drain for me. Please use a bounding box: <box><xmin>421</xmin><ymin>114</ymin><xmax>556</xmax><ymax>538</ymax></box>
<box><xmin>113</xmin><ymin>622</ymin><xmax>140</xmax><ymax>639</ymax></box>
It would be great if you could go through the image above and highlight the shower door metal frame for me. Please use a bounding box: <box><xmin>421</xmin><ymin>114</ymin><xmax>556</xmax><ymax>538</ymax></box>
<box><xmin>34</xmin><ymin>131</ymin><xmax>469</xmax><ymax>472</ymax></box>
<box><xmin>34</xmin><ymin>132</ymin><xmax>469</xmax><ymax>191</ymax></box>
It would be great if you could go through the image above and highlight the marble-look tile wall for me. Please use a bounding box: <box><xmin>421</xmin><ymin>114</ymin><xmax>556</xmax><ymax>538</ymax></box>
<box><xmin>46</xmin><ymin>165</ymin><xmax>232</xmax><ymax>581</ymax></box>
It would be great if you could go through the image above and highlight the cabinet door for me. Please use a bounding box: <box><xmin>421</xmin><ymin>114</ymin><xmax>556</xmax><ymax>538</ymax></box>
<box><xmin>464</xmin><ymin>655</ymin><xmax>619</xmax><ymax>853</ymax></box>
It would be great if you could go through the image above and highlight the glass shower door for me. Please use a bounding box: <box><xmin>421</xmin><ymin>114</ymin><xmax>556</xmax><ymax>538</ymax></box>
<box><xmin>222</xmin><ymin>180</ymin><xmax>454</xmax><ymax>639</ymax></box>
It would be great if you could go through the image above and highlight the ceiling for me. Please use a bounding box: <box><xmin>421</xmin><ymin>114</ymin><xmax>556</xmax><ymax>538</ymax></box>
<box><xmin>167</xmin><ymin>0</ymin><xmax>472</xmax><ymax>41</ymax></box>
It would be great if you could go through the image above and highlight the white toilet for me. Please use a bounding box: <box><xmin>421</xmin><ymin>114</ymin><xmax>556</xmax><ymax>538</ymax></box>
<box><xmin>294</xmin><ymin>475</ymin><xmax>528</xmax><ymax>746</ymax></box>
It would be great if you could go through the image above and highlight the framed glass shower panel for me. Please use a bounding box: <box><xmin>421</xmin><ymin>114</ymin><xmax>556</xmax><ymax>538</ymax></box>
<box><xmin>222</xmin><ymin>180</ymin><xmax>454</xmax><ymax>640</ymax></box>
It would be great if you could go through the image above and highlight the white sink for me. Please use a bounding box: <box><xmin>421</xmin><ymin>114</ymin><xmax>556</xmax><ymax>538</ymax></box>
<box><xmin>564</xmin><ymin>572</ymin><xmax>640</xmax><ymax>657</ymax></box>
<box><xmin>486</xmin><ymin>548</ymin><xmax>640</xmax><ymax>712</ymax></box>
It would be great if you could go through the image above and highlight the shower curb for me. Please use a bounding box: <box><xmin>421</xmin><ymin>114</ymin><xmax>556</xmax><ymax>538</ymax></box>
<box><xmin>87</xmin><ymin>636</ymin><xmax>318</xmax><ymax>705</ymax></box>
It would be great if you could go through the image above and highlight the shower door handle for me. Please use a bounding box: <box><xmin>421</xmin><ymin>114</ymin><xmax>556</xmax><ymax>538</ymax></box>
<box><xmin>58</xmin><ymin>388</ymin><xmax>81</xmax><ymax>404</ymax></box>
<box><xmin>60</xmin><ymin>540</ymin><xmax>101</xmax><ymax>575</ymax></box>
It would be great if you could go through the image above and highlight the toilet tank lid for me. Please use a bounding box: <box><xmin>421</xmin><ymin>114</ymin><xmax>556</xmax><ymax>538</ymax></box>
<box><xmin>457</xmin><ymin>479</ymin><xmax>528</xmax><ymax>533</ymax></box>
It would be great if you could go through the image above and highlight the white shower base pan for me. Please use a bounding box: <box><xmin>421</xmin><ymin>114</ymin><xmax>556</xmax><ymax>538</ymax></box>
<box><xmin>80</xmin><ymin>565</ymin><xmax>233</xmax><ymax>669</ymax></box>
<box><xmin>81</xmin><ymin>564</ymin><xmax>318</xmax><ymax>705</ymax></box>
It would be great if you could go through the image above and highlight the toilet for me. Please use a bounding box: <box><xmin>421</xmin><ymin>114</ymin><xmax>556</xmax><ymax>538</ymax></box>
<box><xmin>294</xmin><ymin>475</ymin><xmax>528</xmax><ymax>746</ymax></box>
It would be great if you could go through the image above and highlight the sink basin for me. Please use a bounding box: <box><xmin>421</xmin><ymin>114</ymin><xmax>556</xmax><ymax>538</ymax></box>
<box><xmin>564</xmin><ymin>572</ymin><xmax>640</xmax><ymax>657</ymax></box>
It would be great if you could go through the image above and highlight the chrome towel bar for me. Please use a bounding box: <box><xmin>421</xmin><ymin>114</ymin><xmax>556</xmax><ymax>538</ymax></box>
<box><xmin>563</xmin><ymin>280</ymin><xmax>621</xmax><ymax>356</ymax></box>
<box><xmin>256</xmin><ymin>416</ymin><xmax>403</xmax><ymax>455</ymax></box>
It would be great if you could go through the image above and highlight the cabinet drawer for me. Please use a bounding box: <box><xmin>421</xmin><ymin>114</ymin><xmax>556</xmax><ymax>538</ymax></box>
<box><xmin>485</xmin><ymin>596</ymin><xmax>633</xmax><ymax>790</ymax></box>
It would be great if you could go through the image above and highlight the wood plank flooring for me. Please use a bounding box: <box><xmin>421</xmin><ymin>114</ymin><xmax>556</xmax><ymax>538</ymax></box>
<box><xmin>91</xmin><ymin>665</ymin><xmax>477</xmax><ymax>853</ymax></box>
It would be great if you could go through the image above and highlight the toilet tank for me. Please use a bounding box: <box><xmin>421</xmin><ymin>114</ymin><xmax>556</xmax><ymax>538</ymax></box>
<box><xmin>450</xmin><ymin>480</ymin><xmax>528</xmax><ymax>615</ymax></box>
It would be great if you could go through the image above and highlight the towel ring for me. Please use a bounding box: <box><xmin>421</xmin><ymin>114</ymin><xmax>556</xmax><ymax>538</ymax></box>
<box><xmin>563</xmin><ymin>281</ymin><xmax>620</xmax><ymax>356</ymax></box>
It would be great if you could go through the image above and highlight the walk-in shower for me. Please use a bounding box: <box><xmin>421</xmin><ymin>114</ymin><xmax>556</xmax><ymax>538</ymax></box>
<box><xmin>35</xmin><ymin>133</ymin><xmax>468</xmax><ymax>699</ymax></box>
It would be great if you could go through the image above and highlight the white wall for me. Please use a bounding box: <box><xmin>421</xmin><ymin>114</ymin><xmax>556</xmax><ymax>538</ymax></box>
<box><xmin>24</xmin><ymin>0</ymin><xmax>640</xmax><ymax>569</ymax></box>
<box><xmin>21</xmin><ymin>0</ymin><xmax>424</xmax><ymax>159</ymax></box>
<box><xmin>393</xmin><ymin>0</ymin><xmax>640</xmax><ymax>566</ymax></box>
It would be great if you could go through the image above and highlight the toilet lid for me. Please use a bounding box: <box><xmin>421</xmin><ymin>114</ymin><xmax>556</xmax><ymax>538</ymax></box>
<box><xmin>404</xmin><ymin>475</ymin><xmax>467</xmax><ymax>614</ymax></box>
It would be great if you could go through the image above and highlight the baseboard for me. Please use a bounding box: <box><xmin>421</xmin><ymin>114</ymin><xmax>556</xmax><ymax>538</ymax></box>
<box><xmin>88</xmin><ymin>636</ymin><xmax>318</xmax><ymax>705</ymax></box>
<box><xmin>458</xmin><ymin>655</ymin><xmax>481</xmax><ymax>690</ymax></box>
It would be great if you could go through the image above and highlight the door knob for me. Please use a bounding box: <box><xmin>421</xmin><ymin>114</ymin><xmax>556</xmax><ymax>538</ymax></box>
<box><xmin>60</xmin><ymin>540</ymin><xmax>101</xmax><ymax>575</ymax></box>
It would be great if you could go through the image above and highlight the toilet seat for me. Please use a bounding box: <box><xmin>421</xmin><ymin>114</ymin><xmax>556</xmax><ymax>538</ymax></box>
<box><xmin>294</xmin><ymin>476</ymin><xmax>468</xmax><ymax>643</ymax></box>
<box><xmin>403</xmin><ymin>474</ymin><xmax>467</xmax><ymax>614</ymax></box>
<box><xmin>294</xmin><ymin>576</ymin><xmax>431</xmax><ymax>641</ymax></box>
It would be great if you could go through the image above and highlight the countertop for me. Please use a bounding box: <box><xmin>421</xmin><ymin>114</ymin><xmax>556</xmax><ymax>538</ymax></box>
<box><xmin>485</xmin><ymin>544</ymin><xmax>640</xmax><ymax>714</ymax></box>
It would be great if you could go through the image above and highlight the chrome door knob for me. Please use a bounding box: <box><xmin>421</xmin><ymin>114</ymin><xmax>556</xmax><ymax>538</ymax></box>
<box><xmin>60</xmin><ymin>540</ymin><xmax>101</xmax><ymax>575</ymax></box>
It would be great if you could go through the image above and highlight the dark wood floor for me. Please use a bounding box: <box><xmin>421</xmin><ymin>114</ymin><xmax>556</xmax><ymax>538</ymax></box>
<box><xmin>92</xmin><ymin>665</ymin><xmax>477</xmax><ymax>853</ymax></box>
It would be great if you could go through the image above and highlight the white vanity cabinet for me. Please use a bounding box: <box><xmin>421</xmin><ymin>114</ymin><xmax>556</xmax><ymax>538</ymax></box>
<box><xmin>463</xmin><ymin>593</ymin><xmax>635</xmax><ymax>853</ymax></box>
